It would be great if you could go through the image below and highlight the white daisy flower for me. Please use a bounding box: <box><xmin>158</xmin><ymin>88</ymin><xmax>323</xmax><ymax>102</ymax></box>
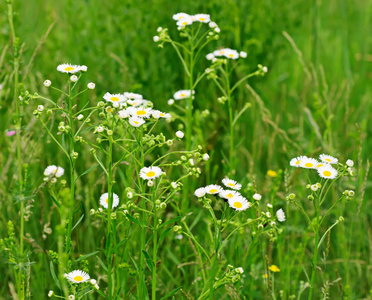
<box><xmin>127</xmin><ymin>99</ymin><xmax>148</xmax><ymax>107</ymax></box>
<box><xmin>228</xmin><ymin>195</ymin><xmax>251</xmax><ymax>211</ymax></box>
<box><xmin>221</xmin><ymin>178</ymin><xmax>242</xmax><ymax>190</ymax></box>
<box><xmin>64</xmin><ymin>270</ymin><xmax>90</xmax><ymax>283</ymax></box>
<box><xmin>48</xmin><ymin>291</ymin><xmax>54</xmax><ymax>297</ymax></box>
<box><xmin>174</xmin><ymin>90</ymin><xmax>193</xmax><ymax>100</ymax></box>
<box><xmin>99</xmin><ymin>192</ymin><xmax>119</xmax><ymax>209</ymax></box>
<box><xmin>172</xmin><ymin>12</ymin><xmax>190</xmax><ymax>20</ymax></box>
<box><xmin>57</xmin><ymin>64</ymin><xmax>83</xmax><ymax>74</ymax></box>
<box><xmin>209</xmin><ymin>21</ymin><xmax>217</xmax><ymax>28</ymax></box>
<box><xmin>317</xmin><ymin>165</ymin><xmax>338</xmax><ymax>179</ymax></box>
<box><xmin>43</xmin><ymin>80</ymin><xmax>51</xmax><ymax>87</ymax></box>
<box><xmin>129</xmin><ymin>106</ymin><xmax>152</xmax><ymax>118</ymax></box>
<box><xmin>68</xmin><ymin>296</ymin><xmax>75</xmax><ymax>300</ymax></box>
<box><xmin>103</xmin><ymin>92</ymin><xmax>126</xmax><ymax>104</ymax></box>
<box><xmin>236</xmin><ymin>267</ymin><xmax>244</xmax><ymax>274</ymax></box>
<box><xmin>315</xmin><ymin>162</ymin><xmax>327</xmax><ymax>169</ymax></box>
<box><xmin>124</xmin><ymin>92</ymin><xmax>143</xmax><ymax>100</ymax></box>
<box><xmin>139</xmin><ymin>166</ymin><xmax>163</xmax><ymax>180</ymax></box>
<box><xmin>176</xmin><ymin>17</ymin><xmax>193</xmax><ymax>27</ymax></box>
<box><xmin>206</xmin><ymin>53</ymin><xmax>215</xmax><ymax>60</ymax></box>
<box><xmin>80</xmin><ymin>65</ymin><xmax>88</xmax><ymax>72</ymax></box>
<box><xmin>203</xmin><ymin>153</ymin><xmax>210</xmax><ymax>161</ymax></box>
<box><xmin>239</xmin><ymin>51</ymin><xmax>247</xmax><ymax>58</ymax></box>
<box><xmin>289</xmin><ymin>155</ymin><xmax>308</xmax><ymax>167</ymax></box>
<box><xmin>319</xmin><ymin>154</ymin><xmax>338</xmax><ymax>164</ymax></box>
<box><xmin>44</xmin><ymin>165</ymin><xmax>64</xmax><ymax>178</ymax></box>
<box><xmin>276</xmin><ymin>209</ymin><xmax>286</xmax><ymax>222</ymax></box>
<box><xmin>87</xmin><ymin>82</ymin><xmax>95</xmax><ymax>90</ymax></box>
<box><xmin>252</xmin><ymin>193</ymin><xmax>262</xmax><ymax>201</ymax></box>
<box><xmin>118</xmin><ymin>109</ymin><xmax>130</xmax><ymax>119</ymax></box>
<box><xmin>224</xmin><ymin>49</ymin><xmax>239</xmax><ymax>59</ymax></box>
<box><xmin>176</xmin><ymin>131</ymin><xmax>184</xmax><ymax>138</ymax></box>
<box><xmin>193</xmin><ymin>14</ymin><xmax>211</xmax><ymax>23</ymax></box>
<box><xmin>219</xmin><ymin>190</ymin><xmax>241</xmax><ymax>200</ymax></box>
<box><xmin>213</xmin><ymin>48</ymin><xmax>232</xmax><ymax>57</ymax></box>
<box><xmin>38</xmin><ymin>105</ymin><xmax>44</xmax><ymax>112</ymax></box>
<box><xmin>128</xmin><ymin>116</ymin><xmax>146</xmax><ymax>127</ymax></box>
<box><xmin>299</xmin><ymin>157</ymin><xmax>318</xmax><ymax>169</ymax></box>
<box><xmin>346</xmin><ymin>159</ymin><xmax>354</xmax><ymax>167</ymax></box>
<box><xmin>205</xmin><ymin>184</ymin><xmax>223</xmax><ymax>194</ymax></box>
<box><xmin>194</xmin><ymin>187</ymin><xmax>206</xmax><ymax>198</ymax></box>
<box><xmin>151</xmin><ymin>110</ymin><xmax>171</xmax><ymax>119</ymax></box>
<box><xmin>70</xmin><ymin>75</ymin><xmax>78</xmax><ymax>82</ymax></box>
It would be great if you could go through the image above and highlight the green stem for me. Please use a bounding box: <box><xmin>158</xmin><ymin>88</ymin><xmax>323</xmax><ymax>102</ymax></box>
<box><xmin>107</xmin><ymin>138</ymin><xmax>114</xmax><ymax>299</ymax></box>
<box><xmin>225</xmin><ymin>63</ymin><xmax>234</xmax><ymax>175</ymax></box>
<box><xmin>308</xmin><ymin>198</ymin><xmax>320</xmax><ymax>299</ymax></box>
<box><xmin>152</xmin><ymin>196</ymin><xmax>158</xmax><ymax>300</ymax></box>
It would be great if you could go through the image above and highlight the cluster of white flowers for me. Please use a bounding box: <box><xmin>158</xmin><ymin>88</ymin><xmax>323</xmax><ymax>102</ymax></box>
<box><xmin>56</xmin><ymin>64</ymin><xmax>87</xmax><ymax>74</ymax></box>
<box><xmin>44</xmin><ymin>165</ymin><xmax>64</xmax><ymax>183</ymax></box>
<box><xmin>289</xmin><ymin>154</ymin><xmax>341</xmax><ymax>179</ymax></box>
<box><xmin>206</xmin><ymin>48</ymin><xmax>247</xmax><ymax>60</ymax></box>
<box><xmin>172</xmin><ymin>13</ymin><xmax>212</xmax><ymax>27</ymax></box>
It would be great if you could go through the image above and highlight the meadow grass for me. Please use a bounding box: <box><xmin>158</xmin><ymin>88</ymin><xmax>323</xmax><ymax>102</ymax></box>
<box><xmin>0</xmin><ymin>0</ymin><xmax>371</xmax><ymax>299</ymax></box>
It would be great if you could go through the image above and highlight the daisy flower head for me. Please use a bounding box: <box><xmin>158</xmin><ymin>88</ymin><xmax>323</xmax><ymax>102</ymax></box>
<box><xmin>172</xmin><ymin>12</ymin><xmax>190</xmax><ymax>20</ymax></box>
<box><xmin>299</xmin><ymin>157</ymin><xmax>318</xmax><ymax>169</ymax></box>
<box><xmin>315</xmin><ymin>162</ymin><xmax>327</xmax><ymax>169</ymax></box>
<box><xmin>205</xmin><ymin>184</ymin><xmax>223</xmax><ymax>195</ymax></box>
<box><xmin>118</xmin><ymin>109</ymin><xmax>130</xmax><ymax>119</ymax></box>
<box><xmin>276</xmin><ymin>209</ymin><xmax>285</xmax><ymax>222</ymax></box>
<box><xmin>219</xmin><ymin>190</ymin><xmax>241</xmax><ymax>201</ymax></box>
<box><xmin>139</xmin><ymin>166</ymin><xmax>163</xmax><ymax>180</ymax></box>
<box><xmin>57</xmin><ymin>64</ymin><xmax>83</xmax><ymax>74</ymax></box>
<box><xmin>151</xmin><ymin>110</ymin><xmax>171</xmax><ymax>119</ymax></box>
<box><xmin>64</xmin><ymin>270</ymin><xmax>90</xmax><ymax>283</ymax></box>
<box><xmin>221</xmin><ymin>178</ymin><xmax>242</xmax><ymax>190</ymax></box>
<box><xmin>213</xmin><ymin>48</ymin><xmax>231</xmax><ymax>57</ymax></box>
<box><xmin>174</xmin><ymin>89</ymin><xmax>193</xmax><ymax>100</ymax></box>
<box><xmin>194</xmin><ymin>187</ymin><xmax>206</xmax><ymax>198</ymax></box>
<box><xmin>319</xmin><ymin>154</ymin><xmax>338</xmax><ymax>164</ymax></box>
<box><xmin>69</xmin><ymin>296</ymin><xmax>75</xmax><ymax>300</ymax></box>
<box><xmin>346</xmin><ymin>159</ymin><xmax>354</xmax><ymax>167</ymax></box>
<box><xmin>317</xmin><ymin>165</ymin><xmax>338</xmax><ymax>179</ymax></box>
<box><xmin>228</xmin><ymin>195</ymin><xmax>251</xmax><ymax>211</ymax></box>
<box><xmin>124</xmin><ymin>92</ymin><xmax>143</xmax><ymax>100</ymax></box>
<box><xmin>239</xmin><ymin>51</ymin><xmax>247</xmax><ymax>58</ymax></box>
<box><xmin>128</xmin><ymin>116</ymin><xmax>146</xmax><ymax>127</ymax></box>
<box><xmin>224</xmin><ymin>49</ymin><xmax>239</xmax><ymax>60</ymax></box>
<box><xmin>103</xmin><ymin>92</ymin><xmax>126</xmax><ymax>104</ymax></box>
<box><xmin>252</xmin><ymin>193</ymin><xmax>262</xmax><ymax>201</ymax></box>
<box><xmin>44</xmin><ymin>165</ymin><xmax>64</xmax><ymax>178</ymax></box>
<box><xmin>206</xmin><ymin>53</ymin><xmax>215</xmax><ymax>60</ymax></box>
<box><xmin>44</xmin><ymin>80</ymin><xmax>52</xmax><ymax>87</ymax></box>
<box><xmin>193</xmin><ymin>13</ymin><xmax>211</xmax><ymax>23</ymax></box>
<box><xmin>99</xmin><ymin>192</ymin><xmax>120</xmax><ymax>209</ymax></box>
<box><xmin>127</xmin><ymin>99</ymin><xmax>147</xmax><ymax>107</ymax></box>
<box><xmin>289</xmin><ymin>155</ymin><xmax>307</xmax><ymax>167</ymax></box>
<box><xmin>129</xmin><ymin>106</ymin><xmax>152</xmax><ymax>118</ymax></box>
<box><xmin>176</xmin><ymin>17</ymin><xmax>193</xmax><ymax>27</ymax></box>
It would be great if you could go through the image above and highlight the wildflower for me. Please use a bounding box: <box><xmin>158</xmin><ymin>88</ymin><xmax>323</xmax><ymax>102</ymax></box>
<box><xmin>87</xmin><ymin>82</ymin><xmax>95</xmax><ymax>90</ymax></box>
<box><xmin>147</xmin><ymin>180</ymin><xmax>154</xmax><ymax>187</ymax></box>
<box><xmin>266</xmin><ymin>212</ymin><xmax>271</xmax><ymax>218</ymax></box>
<box><xmin>129</xmin><ymin>106</ymin><xmax>152</xmax><ymax>118</ymax></box>
<box><xmin>222</xmin><ymin>178</ymin><xmax>242</xmax><ymax>190</ymax></box>
<box><xmin>139</xmin><ymin>166</ymin><xmax>163</xmax><ymax>180</ymax></box>
<box><xmin>90</xmin><ymin>209</ymin><xmax>95</xmax><ymax>215</ymax></box>
<box><xmin>346</xmin><ymin>159</ymin><xmax>354</xmax><ymax>167</ymax></box>
<box><xmin>276</xmin><ymin>209</ymin><xmax>285</xmax><ymax>222</ymax></box>
<box><xmin>43</xmin><ymin>80</ymin><xmax>51</xmax><ymax>87</ymax></box>
<box><xmin>68</xmin><ymin>296</ymin><xmax>75</xmax><ymax>300</ymax></box>
<box><xmin>127</xmin><ymin>192</ymin><xmax>133</xmax><ymax>199</ymax></box>
<box><xmin>118</xmin><ymin>109</ymin><xmax>130</xmax><ymax>119</ymax></box>
<box><xmin>103</xmin><ymin>92</ymin><xmax>126</xmax><ymax>104</ymax></box>
<box><xmin>269</xmin><ymin>265</ymin><xmax>280</xmax><ymax>272</ymax></box>
<box><xmin>263</xmin><ymin>66</ymin><xmax>268</xmax><ymax>72</ymax></box>
<box><xmin>77</xmin><ymin>114</ymin><xmax>84</xmax><ymax>120</ymax></box>
<box><xmin>153</xmin><ymin>36</ymin><xmax>160</xmax><ymax>42</ymax></box>
<box><xmin>157</xmin><ymin>27</ymin><xmax>162</xmax><ymax>32</ymax></box>
<box><xmin>90</xmin><ymin>279</ymin><xmax>97</xmax><ymax>285</ymax></box>
<box><xmin>128</xmin><ymin>116</ymin><xmax>146</xmax><ymax>127</ymax></box>
<box><xmin>213</xmin><ymin>48</ymin><xmax>231</xmax><ymax>57</ymax></box>
<box><xmin>267</xmin><ymin>170</ymin><xmax>277</xmax><ymax>177</ymax></box>
<box><xmin>171</xmin><ymin>182</ymin><xmax>178</xmax><ymax>189</ymax></box>
<box><xmin>189</xmin><ymin>158</ymin><xmax>194</xmax><ymax>166</ymax></box>
<box><xmin>44</xmin><ymin>165</ymin><xmax>64</xmax><ymax>177</ymax></box>
<box><xmin>99</xmin><ymin>192</ymin><xmax>120</xmax><ymax>209</ymax></box>
<box><xmin>174</xmin><ymin>90</ymin><xmax>193</xmax><ymax>100</ymax></box>
<box><xmin>48</xmin><ymin>290</ymin><xmax>54</xmax><ymax>297</ymax></box>
<box><xmin>70</xmin><ymin>75</ymin><xmax>78</xmax><ymax>82</ymax></box>
<box><xmin>124</xmin><ymin>92</ymin><xmax>143</xmax><ymax>99</ymax></box>
<box><xmin>96</xmin><ymin>125</ymin><xmax>104</xmax><ymax>133</ymax></box>
<box><xmin>319</xmin><ymin>154</ymin><xmax>338</xmax><ymax>164</ymax></box>
<box><xmin>193</xmin><ymin>14</ymin><xmax>211</xmax><ymax>23</ymax></box>
<box><xmin>94</xmin><ymin>284</ymin><xmax>99</xmax><ymax>289</ymax></box>
<box><xmin>289</xmin><ymin>155</ymin><xmax>308</xmax><ymax>167</ymax></box>
<box><xmin>206</xmin><ymin>53</ymin><xmax>215</xmax><ymax>60</ymax></box>
<box><xmin>64</xmin><ymin>270</ymin><xmax>90</xmax><ymax>283</ymax></box>
<box><xmin>300</xmin><ymin>157</ymin><xmax>318</xmax><ymax>169</ymax></box>
<box><xmin>228</xmin><ymin>195</ymin><xmax>250</xmax><ymax>211</ymax></box>
<box><xmin>219</xmin><ymin>190</ymin><xmax>241</xmax><ymax>200</ymax></box>
<box><xmin>317</xmin><ymin>165</ymin><xmax>338</xmax><ymax>179</ymax></box>
<box><xmin>168</xmin><ymin>99</ymin><xmax>175</xmax><ymax>105</ymax></box>
<box><xmin>194</xmin><ymin>187</ymin><xmax>206</xmax><ymax>197</ymax></box>
<box><xmin>203</xmin><ymin>153</ymin><xmax>210</xmax><ymax>161</ymax></box>
<box><xmin>152</xmin><ymin>110</ymin><xmax>171</xmax><ymax>119</ymax></box>
<box><xmin>315</xmin><ymin>162</ymin><xmax>326</xmax><ymax>168</ymax></box>
<box><xmin>37</xmin><ymin>105</ymin><xmax>44</xmax><ymax>112</ymax></box>
<box><xmin>267</xmin><ymin>203</ymin><xmax>273</xmax><ymax>208</ymax></box>
<box><xmin>224</xmin><ymin>49</ymin><xmax>239</xmax><ymax>59</ymax></box>
<box><xmin>311</xmin><ymin>184</ymin><xmax>318</xmax><ymax>192</ymax></box>
<box><xmin>205</xmin><ymin>184</ymin><xmax>223</xmax><ymax>194</ymax></box>
<box><xmin>348</xmin><ymin>190</ymin><xmax>355</xmax><ymax>197</ymax></box>
<box><xmin>240</xmin><ymin>51</ymin><xmax>247</xmax><ymax>58</ymax></box>
<box><xmin>252</xmin><ymin>193</ymin><xmax>262</xmax><ymax>201</ymax></box>
<box><xmin>176</xmin><ymin>17</ymin><xmax>193</xmax><ymax>27</ymax></box>
<box><xmin>80</xmin><ymin>65</ymin><xmax>88</xmax><ymax>72</ymax></box>
<box><xmin>236</xmin><ymin>267</ymin><xmax>244</xmax><ymax>274</ymax></box>
<box><xmin>57</xmin><ymin>64</ymin><xmax>83</xmax><ymax>74</ymax></box>
<box><xmin>175</xmin><ymin>234</ymin><xmax>183</xmax><ymax>240</ymax></box>
<box><xmin>176</xmin><ymin>131</ymin><xmax>184</xmax><ymax>139</ymax></box>
<box><xmin>209</xmin><ymin>21</ymin><xmax>217</xmax><ymax>28</ymax></box>
<box><xmin>172</xmin><ymin>12</ymin><xmax>190</xmax><ymax>20</ymax></box>
<box><xmin>214</xmin><ymin>27</ymin><xmax>221</xmax><ymax>33</ymax></box>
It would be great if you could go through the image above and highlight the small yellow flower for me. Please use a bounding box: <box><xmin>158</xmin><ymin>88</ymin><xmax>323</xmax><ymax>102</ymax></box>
<box><xmin>267</xmin><ymin>170</ymin><xmax>277</xmax><ymax>177</ymax></box>
<box><xmin>263</xmin><ymin>273</ymin><xmax>268</xmax><ymax>278</ymax></box>
<box><xmin>269</xmin><ymin>265</ymin><xmax>280</xmax><ymax>272</ymax></box>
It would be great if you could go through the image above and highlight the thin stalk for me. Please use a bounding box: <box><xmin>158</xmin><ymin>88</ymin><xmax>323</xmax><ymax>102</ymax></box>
<box><xmin>152</xmin><ymin>191</ymin><xmax>158</xmax><ymax>300</ymax></box>
<box><xmin>107</xmin><ymin>138</ymin><xmax>114</xmax><ymax>299</ymax></box>
<box><xmin>308</xmin><ymin>197</ymin><xmax>320</xmax><ymax>299</ymax></box>
<box><xmin>225</xmin><ymin>63</ymin><xmax>234</xmax><ymax>175</ymax></box>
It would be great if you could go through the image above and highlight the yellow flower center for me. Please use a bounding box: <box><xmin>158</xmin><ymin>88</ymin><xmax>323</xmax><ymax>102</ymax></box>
<box><xmin>134</xmin><ymin>121</ymin><xmax>139</xmax><ymax>125</ymax></box>
<box><xmin>295</xmin><ymin>160</ymin><xmax>301</xmax><ymax>165</ymax></box>
<box><xmin>220</xmin><ymin>51</ymin><xmax>225</xmax><ymax>54</ymax></box>
<box><xmin>267</xmin><ymin>170</ymin><xmax>277</xmax><ymax>177</ymax></box>
<box><xmin>323</xmin><ymin>170</ymin><xmax>332</xmax><ymax>177</ymax></box>
<box><xmin>146</xmin><ymin>171</ymin><xmax>155</xmax><ymax>177</ymax></box>
<box><xmin>325</xmin><ymin>158</ymin><xmax>331</xmax><ymax>162</ymax></box>
<box><xmin>182</xmin><ymin>21</ymin><xmax>187</xmax><ymax>25</ymax></box>
<box><xmin>105</xmin><ymin>198</ymin><xmax>109</xmax><ymax>204</ymax></box>
<box><xmin>74</xmin><ymin>275</ymin><xmax>83</xmax><ymax>282</ymax></box>
<box><xmin>136</xmin><ymin>110</ymin><xmax>146</xmax><ymax>116</ymax></box>
<box><xmin>317</xmin><ymin>164</ymin><xmax>324</xmax><ymax>168</ymax></box>
<box><xmin>110</xmin><ymin>97</ymin><xmax>120</xmax><ymax>102</ymax></box>
<box><xmin>227</xmin><ymin>183</ymin><xmax>235</xmax><ymax>187</ymax></box>
<box><xmin>180</xmin><ymin>93</ymin><xmax>186</xmax><ymax>97</ymax></box>
<box><xmin>305</xmin><ymin>163</ymin><xmax>313</xmax><ymax>168</ymax></box>
<box><xmin>233</xmin><ymin>202</ymin><xmax>242</xmax><ymax>209</ymax></box>
<box><xmin>160</xmin><ymin>113</ymin><xmax>164</xmax><ymax>117</ymax></box>
<box><xmin>226</xmin><ymin>193</ymin><xmax>233</xmax><ymax>198</ymax></box>
<box><xmin>200</xmin><ymin>18</ymin><xmax>205</xmax><ymax>21</ymax></box>
<box><xmin>133</xmin><ymin>102</ymin><xmax>138</xmax><ymax>105</ymax></box>
<box><xmin>65</xmin><ymin>67</ymin><xmax>74</xmax><ymax>71</ymax></box>
<box><xmin>228</xmin><ymin>54</ymin><xmax>234</xmax><ymax>57</ymax></box>
<box><xmin>209</xmin><ymin>189</ymin><xmax>217</xmax><ymax>193</ymax></box>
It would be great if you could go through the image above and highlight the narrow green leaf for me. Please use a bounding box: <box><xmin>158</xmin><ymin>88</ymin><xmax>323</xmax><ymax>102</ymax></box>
<box><xmin>142</xmin><ymin>250</ymin><xmax>154</xmax><ymax>272</ymax></box>
<box><xmin>128</xmin><ymin>252</ymin><xmax>139</xmax><ymax>273</ymax></box>
<box><xmin>126</xmin><ymin>213</ymin><xmax>146</xmax><ymax>228</ymax></box>
<box><xmin>158</xmin><ymin>216</ymin><xmax>181</xmax><ymax>229</ymax></box>
<box><xmin>75</xmin><ymin>164</ymin><xmax>98</xmax><ymax>182</ymax></box>
<box><xmin>75</xmin><ymin>251</ymin><xmax>100</xmax><ymax>262</ymax></box>
<box><xmin>96</xmin><ymin>255</ymin><xmax>108</xmax><ymax>272</ymax></box>
<box><xmin>50</xmin><ymin>194</ymin><xmax>61</xmax><ymax>208</ymax></box>
<box><xmin>110</xmin><ymin>238</ymin><xmax>128</xmax><ymax>255</ymax></box>
<box><xmin>50</xmin><ymin>261</ymin><xmax>61</xmax><ymax>289</ymax></box>
<box><xmin>73</xmin><ymin>202</ymin><xmax>83</xmax><ymax>216</ymax></box>
<box><xmin>160</xmin><ymin>286</ymin><xmax>182</xmax><ymax>300</ymax></box>
<box><xmin>72</xmin><ymin>214</ymin><xmax>84</xmax><ymax>231</ymax></box>
<box><xmin>157</xmin><ymin>228</ymin><xmax>171</xmax><ymax>251</ymax></box>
